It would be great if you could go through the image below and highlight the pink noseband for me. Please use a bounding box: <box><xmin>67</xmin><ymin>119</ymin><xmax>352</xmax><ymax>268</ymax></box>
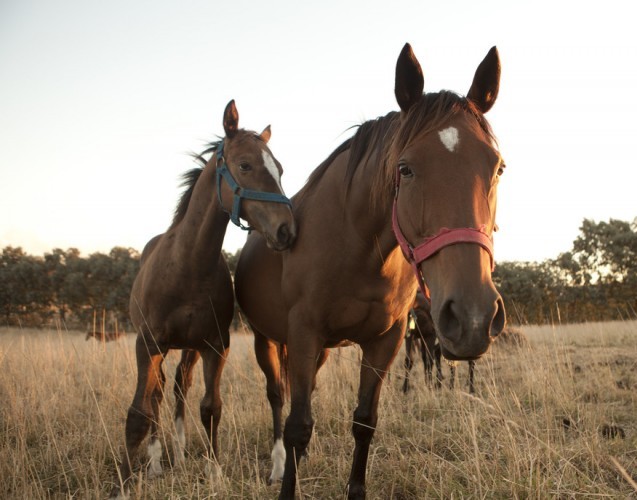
<box><xmin>391</xmin><ymin>173</ymin><xmax>495</xmax><ymax>300</ymax></box>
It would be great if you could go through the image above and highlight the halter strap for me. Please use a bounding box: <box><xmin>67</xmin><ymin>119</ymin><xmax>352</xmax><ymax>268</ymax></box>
<box><xmin>391</xmin><ymin>170</ymin><xmax>495</xmax><ymax>300</ymax></box>
<box><xmin>215</xmin><ymin>140</ymin><xmax>292</xmax><ymax>230</ymax></box>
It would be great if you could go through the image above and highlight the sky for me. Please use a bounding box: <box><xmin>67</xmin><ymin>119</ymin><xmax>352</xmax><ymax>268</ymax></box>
<box><xmin>1</xmin><ymin>0</ymin><xmax>636</xmax><ymax>263</ymax></box>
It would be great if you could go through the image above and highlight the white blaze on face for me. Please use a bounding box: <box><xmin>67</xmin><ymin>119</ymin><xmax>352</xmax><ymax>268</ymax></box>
<box><xmin>438</xmin><ymin>126</ymin><xmax>460</xmax><ymax>152</ymax></box>
<box><xmin>262</xmin><ymin>150</ymin><xmax>284</xmax><ymax>193</ymax></box>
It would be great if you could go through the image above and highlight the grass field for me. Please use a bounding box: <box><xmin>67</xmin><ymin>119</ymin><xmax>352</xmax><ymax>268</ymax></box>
<box><xmin>1</xmin><ymin>320</ymin><xmax>636</xmax><ymax>499</ymax></box>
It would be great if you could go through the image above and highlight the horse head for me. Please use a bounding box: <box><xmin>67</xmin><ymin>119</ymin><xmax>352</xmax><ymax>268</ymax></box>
<box><xmin>392</xmin><ymin>44</ymin><xmax>506</xmax><ymax>360</ymax></box>
<box><xmin>217</xmin><ymin>100</ymin><xmax>296</xmax><ymax>251</ymax></box>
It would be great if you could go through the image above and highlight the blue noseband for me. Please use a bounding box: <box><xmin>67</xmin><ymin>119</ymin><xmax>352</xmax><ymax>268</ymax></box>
<box><xmin>215</xmin><ymin>140</ymin><xmax>292</xmax><ymax>231</ymax></box>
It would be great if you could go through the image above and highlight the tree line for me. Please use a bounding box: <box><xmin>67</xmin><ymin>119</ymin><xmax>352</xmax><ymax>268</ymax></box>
<box><xmin>1</xmin><ymin>218</ymin><xmax>635</xmax><ymax>329</ymax></box>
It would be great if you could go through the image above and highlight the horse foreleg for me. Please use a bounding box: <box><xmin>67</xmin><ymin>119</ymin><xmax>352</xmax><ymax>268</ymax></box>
<box><xmin>254</xmin><ymin>331</ymin><xmax>286</xmax><ymax>483</ymax></box>
<box><xmin>111</xmin><ymin>336</ymin><xmax>166</xmax><ymax>498</ymax></box>
<box><xmin>279</xmin><ymin>331</ymin><xmax>323</xmax><ymax>500</ymax></box>
<box><xmin>434</xmin><ymin>345</ymin><xmax>443</xmax><ymax>388</ymax></box>
<box><xmin>468</xmin><ymin>360</ymin><xmax>476</xmax><ymax>394</ymax></box>
<box><xmin>347</xmin><ymin>322</ymin><xmax>404</xmax><ymax>500</ymax></box>
<box><xmin>200</xmin><ymin>347</ymin><xmax>228</xmax><ymax>467</ymax></box>
<box><xmin>402</xmin><ymin>334</ymin><xmax>415</xmax><ymax>393</ymax></box>
<box><xmin>422</xmin><ymin>337</ymin><xmax>437</xmax><ymax>388</ymax></box>
<box><xmin>447</xmin><ymin>359</ymin><xmax>457</xmax><ymax>389</ymax></box>
<box><xmin>173</xmin><ymin>349</ymin><xmax>201</xmax><ymax>466</ymax></box>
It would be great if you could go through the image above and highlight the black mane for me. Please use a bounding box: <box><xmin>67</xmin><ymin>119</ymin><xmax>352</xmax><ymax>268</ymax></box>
<box><xmin>169</xmin><ymin>140</ymin><xmax>222</xmax><ymax>229</ymax></box>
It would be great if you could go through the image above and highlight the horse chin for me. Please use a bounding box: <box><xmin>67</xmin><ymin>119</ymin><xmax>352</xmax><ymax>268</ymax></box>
<box><xmin>264</xmin><ymin>233</ymin><xmax>295</xmax><ymax>252</ymax></box>
<box><xmin>439</xmin><ymin>344</ymin><xmax>483</xmax><ymax>362</ymax></box>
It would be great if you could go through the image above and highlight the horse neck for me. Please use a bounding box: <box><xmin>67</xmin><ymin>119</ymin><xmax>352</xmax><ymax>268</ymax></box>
<box><xmin>173</xmin><ymin>163</ymin><xmax>229</xmax><ymax>266</ymax></box>
<box><xmin>346</xmin><ymin>152</ymin><xmax>398</xmax><ymax>260</ymax></box>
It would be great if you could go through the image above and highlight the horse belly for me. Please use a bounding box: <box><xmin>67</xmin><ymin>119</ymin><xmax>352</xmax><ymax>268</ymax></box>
<box><xmin>326</xmin><ymin>299</ymin><xmax>396</xmax><ymax>343</ymax></box>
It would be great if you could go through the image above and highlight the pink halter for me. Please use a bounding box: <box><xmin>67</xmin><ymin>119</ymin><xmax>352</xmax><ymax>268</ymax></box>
<box><xmin>391</xmin><ymin>173</ymin><xmax>495</xmax><ymax>300</ymax></box>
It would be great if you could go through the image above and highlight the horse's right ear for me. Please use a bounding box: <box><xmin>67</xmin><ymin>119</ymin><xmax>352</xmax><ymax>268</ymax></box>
<box><xmin>395</xmin><ymin>43</ymin><xmax>424</xmax><ymax>113</ymax></box>
<box><xmin>223</xmin><ymin>100</ymin><xmax>239</xmax><ymax>138</ymax></box>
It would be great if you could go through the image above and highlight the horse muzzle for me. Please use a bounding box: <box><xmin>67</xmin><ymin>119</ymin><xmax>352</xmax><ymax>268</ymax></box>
<box><xmin>434</xmin><ymin>292</ymin><xmax>505</xmax><ymax>360</ymax></box>
<box><xmin>265</xmin><ymin>221</ymin><xmax>297</xmax><ymax>251</ymax></box>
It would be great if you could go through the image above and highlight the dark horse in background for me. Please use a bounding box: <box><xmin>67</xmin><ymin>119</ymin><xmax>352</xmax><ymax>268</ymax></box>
<box><xmin>235</xmin><ymin>43</ymin><xmax>506</xmax><ymax>499</ymax></box>
<box><xmin>402</xmin><ymin>290</ymin><xmax>443</xmax><ymax>392</ymax></box>
<box><xmin>403</xmin><ymin>290</ymin><xmax>476</xmax><ymax>394</ymax></box>
<box><xmin>110</xmin><ymin>101</ymin><xmax>296</xmax><ymax>499</ymax></box>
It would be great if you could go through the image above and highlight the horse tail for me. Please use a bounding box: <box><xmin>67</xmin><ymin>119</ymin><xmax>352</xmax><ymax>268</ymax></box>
<box><xmin>277</xmin><ymin>343</ymin><xmax>290</xmax><ymax>403</ymax></box>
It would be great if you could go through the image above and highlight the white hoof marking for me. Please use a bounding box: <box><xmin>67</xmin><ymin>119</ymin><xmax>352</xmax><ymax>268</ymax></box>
<box><xmin>269</xmin><ymin>438</ymin><xmax>286</xmax><ymax>483</ymax></box>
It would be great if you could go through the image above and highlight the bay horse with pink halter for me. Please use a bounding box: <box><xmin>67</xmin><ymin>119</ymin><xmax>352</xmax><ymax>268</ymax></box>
<box><xmin>110</xmin><ymin>100</ymin><xmax>296</xmax><ymax>498</ymax></box>
<box><xmin>235</xmin><ymin>44</ymin><xmax>506</xmax><ymax>499</ymax></box>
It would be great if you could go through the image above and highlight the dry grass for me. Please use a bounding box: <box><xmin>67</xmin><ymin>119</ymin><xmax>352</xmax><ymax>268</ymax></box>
<box><xmin>1</xmin><ymin>320</ymin><xmax>636</xmax><ymax>499</ymax></box>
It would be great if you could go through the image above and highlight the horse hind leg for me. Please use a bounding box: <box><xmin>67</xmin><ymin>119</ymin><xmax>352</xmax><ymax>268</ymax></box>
<box><xmin>254</xmin><ymin>331</ymin><xmax>286</xmax><ymax>484</ymax></box>
<box><xmin>200</xmin><ymin>346</ymin><xmax>229</xmax><ymax>470</ymax></box>
<box><xmin>111</xmin><ymin>337</ymin><xmax>166</xmax><ymax>498</ymax></box>
<box><xmin>173</xmin><ymin>349</ymin><xmax>201</xmax><ymax>466</ymax></box>
<box><xmin>147</xmin><ymin>355</ymin><xmax>167</xmax><ymax>478</ymax></box>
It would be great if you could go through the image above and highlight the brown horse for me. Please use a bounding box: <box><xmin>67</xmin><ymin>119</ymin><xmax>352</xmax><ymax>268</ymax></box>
<box><xmin>110</xmin><ymin>100</ymin><xmax>296</xmax><ymax>498</ymax></box>
<box><xmin>235</xmin><ymin>43</ymin><xmax>506</xmax><ymax>499</ymax></box>
<box><xmin>85</xmin><ymin>330</ymin><xmax>125</xmax><ymax>342</ymax></box>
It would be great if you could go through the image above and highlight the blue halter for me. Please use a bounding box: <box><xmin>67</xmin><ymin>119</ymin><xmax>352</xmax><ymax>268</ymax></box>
<box><xmin>215</xmin><ymin>140</ymin><xmax>292</xmax><ymax>231</ymax></box>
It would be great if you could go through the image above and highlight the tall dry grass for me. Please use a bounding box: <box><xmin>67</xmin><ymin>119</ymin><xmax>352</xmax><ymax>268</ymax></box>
<box><xmin>0</xmin><ymin>320</ymin><xmax>636</xmax><ymax>499</ymax></box>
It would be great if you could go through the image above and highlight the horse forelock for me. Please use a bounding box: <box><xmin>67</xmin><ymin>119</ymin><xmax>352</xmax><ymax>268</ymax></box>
<box><xmin>372</xmin><ymin>90</ymin><xmax>497</xmax><ymax>207</ymax></box>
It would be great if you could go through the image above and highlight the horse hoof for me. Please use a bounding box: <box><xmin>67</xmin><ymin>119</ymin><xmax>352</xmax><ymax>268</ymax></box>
<box><xmin>109</xmin><ymin>485</ymin><xmax>130</xmax><ymax>500</ymax></box>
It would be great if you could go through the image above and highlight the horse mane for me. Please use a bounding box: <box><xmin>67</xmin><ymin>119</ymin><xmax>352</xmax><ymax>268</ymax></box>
<box><xmin>295</xmin><ymin>90</ymin><xmax>497</xmax><ymax>209</ymax></box>
<box><xmin>169</xmin><ymin>140</ymin><xmax>221</xmax><ymax>229</ymax></box>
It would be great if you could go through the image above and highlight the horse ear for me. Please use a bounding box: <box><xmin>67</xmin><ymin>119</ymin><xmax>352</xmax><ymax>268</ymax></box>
<box><xmin>395</xmin><ymin>43</ymin><xmax>424</xmax><ymax>113</ymax></box>
<box><xmin>260</xmin><ymin>125</ymin><xmax>271</xmax><ymax>143</ymax></box>
<box><xmin>223</xmin><ymin>99</ymin><xmax>239</xmax><ymax>138</ymax></box>
<box><xmin>467</xmin><ymin>46</ymin><xmax>501</xmax><ymax>113</ymax></box>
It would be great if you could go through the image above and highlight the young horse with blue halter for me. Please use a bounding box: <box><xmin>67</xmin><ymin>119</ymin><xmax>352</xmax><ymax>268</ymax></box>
<box><xmin>235</xmin><ymin>44</ymin><xmax>506</xmax><ymax>499</ymax></box>
<box><xmin>110</xmin><ymin>100</ymin><xmax>295</xmax><ymax>499</ymax></box>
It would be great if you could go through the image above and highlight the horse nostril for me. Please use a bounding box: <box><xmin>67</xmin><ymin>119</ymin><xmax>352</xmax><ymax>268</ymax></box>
<box><xmin>277</xmin><ymin>223</ymin><xmax>291</xmax><ymax>245</ymax></box>
<box><xmin>490</xmin><ymin>297</ymin><xmax>506</xmax><ymax>338</ymax></box>
<box><xmin>438</xmin><ymin>300</ymin><xmax>461</xmax><ymax>343</ymax></box>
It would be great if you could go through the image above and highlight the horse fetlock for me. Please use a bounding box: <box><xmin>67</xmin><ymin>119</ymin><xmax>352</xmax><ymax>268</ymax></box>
<box><xmin>146</xmin><ymin>439</ymin><xmax>163</xmax><ymax>478</ymax></box>
<box><xmin>269</xmin><ymin>438</ymin><xmax>286</xmax><ymax>483</ymax></box>
<box><xmin>347</xmin><ymin>481</ymin><xmax>366</xmax><ymax>500</ymax></box>
<box><xmin>172</xmin><ymin>417</ymin><xmax>186</xmax><ymax>465</ymax></box>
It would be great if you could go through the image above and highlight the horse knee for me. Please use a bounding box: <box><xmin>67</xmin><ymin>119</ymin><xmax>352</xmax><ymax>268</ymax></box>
<box><xmin>283</xmin><ymin>415</ymin><xmax>314</xmax><ymax>455</ymax></box>
<box><xmin>125</xmin><ymin>407</ymin><xmax>152</xmax><ymax>449</ymax></box>
<box><xmin>352</xmin><ymin>409</ymin><xmax>376</xmax><ymax>443</ymax></box>
<box><xmin>266</xmin><ymin>384</ymin><xmax>283</xmax><ymax>408</ymax></box>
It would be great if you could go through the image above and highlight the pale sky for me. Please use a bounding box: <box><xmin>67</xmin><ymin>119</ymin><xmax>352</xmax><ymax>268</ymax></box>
<box><xmin>1</xmin><ymin>0</ymin><xmax>635</xmax><ymax>263</ymax></box>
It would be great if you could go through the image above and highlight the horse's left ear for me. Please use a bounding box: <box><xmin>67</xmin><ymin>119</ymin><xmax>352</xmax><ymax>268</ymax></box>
<box><xmin>223</xmin><ymin>99</ymin><xmax>239</xmax><ymax>138</ymax></box>
<box><xmin>467</xmin><ymin>46</ymin><xmax>501</xmax><ymax>113</ymax></box>
<box><xmin>260</xmin><ymin>125</ymin><xmax>271</xmax><ymax>143</ymax></box>
<box><xmin>395</xmin><ymin>43</ymin><xmax>424</xmax><ymax>113</ymax></box>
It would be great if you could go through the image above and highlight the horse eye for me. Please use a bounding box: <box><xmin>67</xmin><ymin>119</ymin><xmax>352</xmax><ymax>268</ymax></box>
<box><xmin>497</xmin><ymin>162</ymin><xmax>506</xmax><ymax>176</ymax></box>
<box><xmin>239</xmin><ymin>162</ymin><xmax>252</xmax><ymax>172</ymax></box>
<box><xmin>398</xmin><ymin>163</ymin><xmax>413</xmax><ymax>178</ymax></box>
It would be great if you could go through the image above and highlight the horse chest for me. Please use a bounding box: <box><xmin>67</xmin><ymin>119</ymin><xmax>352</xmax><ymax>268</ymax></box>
<box><xmin>326</xmin><ymin>298</ymin><xmax>395</xmax><ymax>342</ymax></box>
